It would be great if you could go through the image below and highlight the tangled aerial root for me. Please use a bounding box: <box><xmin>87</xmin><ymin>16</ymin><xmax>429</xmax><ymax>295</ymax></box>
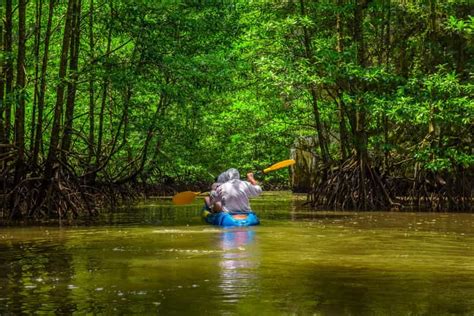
<box><xmin>309</xmin><ymin>157</ymin><xmax>472</xmax><ymax>212</ymax></box>
<box><xmin>2</xmin><ymin>163</ymin><xmax>140</xmax><ymax>221</ymax></box>
<box><xmin>309</xmin><ymin>158</ymin><xmax>399</xmax><ymax>211</ymax></box>
<box><xmin>407</xmin><ymin>165</ymin><xmax>473</xmax><ymax>212</ymax></box>
<box><xmin>6</xmin><ymin>168</ymin><xmax>96</xmax><ymax>220</ymax></box>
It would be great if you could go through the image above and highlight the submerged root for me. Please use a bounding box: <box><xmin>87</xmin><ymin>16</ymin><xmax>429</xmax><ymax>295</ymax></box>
<box><xmin>6</xmin><ymin>170</ymin><xmax>97</xmax><ymax>220</ymax></box>
<box><xmin>309</xmin><ymin>157</ymin><xmax>473</xmax><ymax>212</ymax></box>
<box><xmin>310</xmin><ymin>158</ymin><xmax>399</xmax><ymax>211</ymax></box>
<box><xmin>2</xmin><ymin>161</ymin><xmax>141</xmax><ymax>221</ymax></box>
<box><xmin>407</xmin><ymin>166</ymin><xmax>473</xmax><ymax>212</ymax></box>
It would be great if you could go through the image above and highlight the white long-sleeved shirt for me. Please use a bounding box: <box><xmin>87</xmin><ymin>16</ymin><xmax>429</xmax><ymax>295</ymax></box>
<box><xmin>215</xmin><ymin>179</ymin><xmax>262</xmax><ymax>212</ymax></box>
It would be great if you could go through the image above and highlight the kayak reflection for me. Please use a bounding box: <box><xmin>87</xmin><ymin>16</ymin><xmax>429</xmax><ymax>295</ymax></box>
<box><xmin>218</xmin><ymin>229</ymin><xmax>259</xmax><ymax>303</ymax></box>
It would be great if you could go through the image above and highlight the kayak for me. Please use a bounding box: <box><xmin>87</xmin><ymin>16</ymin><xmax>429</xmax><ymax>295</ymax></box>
<box><xmin>201</xmin><ymin>209</ymin><xmax>260</xmax><ymax>227</ymax></box>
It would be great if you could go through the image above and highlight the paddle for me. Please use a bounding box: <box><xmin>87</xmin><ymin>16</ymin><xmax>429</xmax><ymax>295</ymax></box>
<box><xmin>172</xmin><ymin>190</ymin><xmax>207</xmax><ymax>205</ymax></box>
<box><xmin>258</xmin><ymin>159</ymin><xmax>296</xmax><ymax>176</ymax></box>
<box><xmin>171</xmin><ymin>159</ymin><xmax>296</xmax><ymax>205</ymax></box>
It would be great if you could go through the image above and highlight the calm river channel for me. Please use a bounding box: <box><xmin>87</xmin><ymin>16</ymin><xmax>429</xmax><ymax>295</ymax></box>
<box><xmin>1</xmin><ymin>192</ymin><xmax>474</xmax><ymax>315</ymax></box>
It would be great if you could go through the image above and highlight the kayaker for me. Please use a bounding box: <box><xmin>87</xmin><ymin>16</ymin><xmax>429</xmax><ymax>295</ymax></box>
<box><xmin>212</xmin><ymin>168</ymin><xmax>262</xmax><ymax>213</ymax></box>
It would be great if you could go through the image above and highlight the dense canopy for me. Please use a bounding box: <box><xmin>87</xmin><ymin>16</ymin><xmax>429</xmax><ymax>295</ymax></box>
<box><xmin>0</xmin><ymin>0</ymin><xmax>472</xmax><ymax>218</ymax></box>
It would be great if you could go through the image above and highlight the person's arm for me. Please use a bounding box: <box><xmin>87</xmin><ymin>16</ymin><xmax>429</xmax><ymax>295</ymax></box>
<box><xmin>247</xmin><ymin>173</ymin><xmax>257</xmax><ymax>185</ymax></box>
<box><xmin>246</xmin><ymin>173</ymin><xmax>262</xmax><ymax>196</ymax></box>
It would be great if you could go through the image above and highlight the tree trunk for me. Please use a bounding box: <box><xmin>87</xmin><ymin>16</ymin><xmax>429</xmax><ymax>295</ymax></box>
<box><xmin>428</xmin><ymin>0</ymin><xmax>437</xmax><ymax>73</ymax></box>
<box><xmin>353</xmin><ymin>0</ymin><xmax>369</xmax><ymax>164</ymax></box>
<box><xmin>336</xmin><ymin>0</ymin><xmax>344</xmax><ymax>53</ymax></box>
<box><xmin>94</xmin><ymin>3</ymin><xmax>113</xmax><ymax>181</ymax></box>
<box><xmin>33</xmin><ymin>0</ymin><xmax>55</xmax><ymax>166</ymax></box>
<box><xmin>61</xmin><ymin>0</ymin><xmax>82</xmax><ymax>160</ymax></box>
<box><xmin>377</xmin><ymin>0</ymin><xmax>384</xmax><ymax>65</ymax></box>
<box><xmin>45</xmin><ymin>0</ymin><xmax>75</xmax><ymax>178</ymax></box>
<box><xmin>5</xmin><ymin>0</ymin><xmax>13</xmax><ymax>142</ymax></box>
<box><xmin>299</xmin><ymin>0</ymin><xmax>330</xmax><ymax>165</ymax></box>
<box><xmin>397</xmin><ymin>12</ymin><xmax>408</xmax><ymax>78</ymax></box>
<box><xmin>309</xmin><ymin>86</ymin><xmax>330</xmax><ymax>164</ymax></box>
<box><xmin>30</xmin><ymin>0</ymin><xmax>43</xmax><ymax>153</ymax></box>
<box><xmin>0</xmin><ymin>11</ymin><xmax>6</xmax><ymax>145</ymax></box>
<box><xmin>353</xmin><ymin>0</ymin><xmax>369</xmax><ymax>209</ymax></box>
<box><xmin>87</xmin><ymin>0</ymin><xmax>95</xmax><ymax>167</ymax></box>
<box><xmin>123</xmin><ymin>85</ymin><xmax>133</xmax><ymax>162</ymax></box>
<box><xmin>14</xmin><ymin>0</ymin><xmax>27</xmax><ymax>184</ymax></box>
<box><xmin>337</xmin><ymin>98</ymin><xmax>350</xmax><ymax>161</ymax></box>
<box><xmin>383</xmin><ymin>0</ymin><xmax>391</xmax><ymax>172</ymax></box>
<box><xmin>336</xmin><ymin>0</ymin><xmax>349</xmax><ymax>160</ymax></box>
<box><xmin>114</xmin><ymin>92</ymin><xmax>168</xmax><ymax>185</ymax></box>
<box><xmin>384</xmin><ymin>0</ymin><xmax>391</xmax><ymax>66</ymax></box>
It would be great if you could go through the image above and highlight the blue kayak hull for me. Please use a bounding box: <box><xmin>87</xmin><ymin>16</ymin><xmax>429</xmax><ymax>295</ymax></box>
<box><xmin>202</xmin><ymin>210</ymin><xmax>260</xmax><ymax>227</ymax></box>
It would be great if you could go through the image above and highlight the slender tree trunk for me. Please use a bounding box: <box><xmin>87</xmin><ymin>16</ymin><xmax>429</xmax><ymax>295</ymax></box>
<box><xmin>87</xmin><ymin>0</ymin><xmax>95</xmax><ymax>167</ymax></box>
<box><xmin>309</xmin><ymin>87</ymin><xmax>330</xmax><ymax>164</ymax></box>
<box><xmin>336</xmin><ymin>0</ymin><xmax>349</xmax><ymax>161</ymax></box>
<box><xmin>95</xmin><ymin>86</ymin><xmax>131</xmax><ymax>176</ymax></box>
<box><xmin>337</xmin><ymin>98</ymin><xmax>350</xmax><ymax>160</ymax></box>
<box><xmin>0</xmin><ymin>11</ymin><xmax>6</xmax><ymax>145</ymax></box>
<box><xmin>353</xmin><ymin>0</ymin><xmax>370</xmax><ymax>209</ymax></box>
<box><xmin>45</xmin><ymin>0</ymin><xmax>75</xmax><ymax>178</ymax></box>
<box><xmin>382</xmin><ymin>0</ymin><xmax>391</xmax><ymax>171</ymax></box>
<box><xmin>336</xmin><ymin>0</ymin><xmax>344</xmax><ymax>52</ymax></box>
<box><xmin>5</xmin><ymin>0</ymin><xmax>13</xmax><ymax>142</ymax></box>
<box><xmin>61</xmin><ymin>0</ymin><xmax>82</xmax><ymax>160</ymax></box>
<box><xmin>30</xmin><ymin>0</ymin><xmax>43</xmax><ymax>153</ymax></box>
<box><xmin>427</xmin><ymin>0</ymin><xmax>440</xmax><ymax>148</ymax></box>
<box><xmin>397</xmin><ymin>14</ymin><xmax>408</xmax><ymax>77</ymax></box>
<box><xmin>299</xmin><ymin>0</ymin><xmax>330</xmax><ymax>165</ymax></box>
<box><xmin>377</xmin><ymin>0</ymin><xmax>385</xmax><ymax>65</ymax></box>
<box><xmin>123</xmin><ymin>85</ymin><xmax>133</xmax><ymax>162</ymax></box>
<box><xmin>33</xmin><ymin>0</ymin><xmax>55</xmax><ymax>166</ymax></box>
<box><xmin>94</xmin><ymin>3</ymin><xmax>113</xmax><ymax>180</ymax></box>
<box><xmin>114</xmin><ymin>92</ymin><xmax>167</xmax><ymax>185</ymax></box>
<box><xmin>353</xmin><ymin>0</ymin><xmax>369</xmax><ymax>164</ymax></box>
<box><xmin>385</xmin><ymin>0</ymin><xmax>391</xmax><ymax>66</ymax></box>
<box><xmin>428</xmin><ymin>0</ymin><xmax>437</xmax><ymax>73</ymax></box>
<box><xmin>14</xmin><ymin>0</ymin><xmax>27</xmax><ymax>184</ymax></box>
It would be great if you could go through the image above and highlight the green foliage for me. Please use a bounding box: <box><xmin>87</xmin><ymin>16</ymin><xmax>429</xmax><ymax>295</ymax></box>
<box><xmin>2</xmin><ymin>0</ymin><xmax>473</xmax><ymax>191</ymax></box>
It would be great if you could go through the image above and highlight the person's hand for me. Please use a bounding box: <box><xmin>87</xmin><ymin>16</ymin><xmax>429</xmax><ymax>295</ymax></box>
<box><xmin>247</xmin><ymin>172</ymin><xmax>257</xmax><ymax>185</ymax></box>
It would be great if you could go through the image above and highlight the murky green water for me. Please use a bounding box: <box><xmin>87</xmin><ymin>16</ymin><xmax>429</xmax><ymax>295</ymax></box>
<box><xmin>1</xmin><ymin>192</ymin><xmax>474</xmax><ymax>315</ymax></box>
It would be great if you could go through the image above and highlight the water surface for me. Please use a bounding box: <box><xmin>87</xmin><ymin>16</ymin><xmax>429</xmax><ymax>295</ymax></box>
<box><xmin>1</xmin><ymin>192</ymin><xmax>474</xmax><ymax>315</ymax></box>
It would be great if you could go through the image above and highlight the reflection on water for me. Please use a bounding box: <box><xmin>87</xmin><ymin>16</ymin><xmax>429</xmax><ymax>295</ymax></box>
<box><xmin>219</xmin><ymin>229</ymin><xmax>258</xmax><ymax>304</ymax></box>
<box><xmin>0</xmin><ymin>239</ymin><xmax>77</xmax><ymax>314</ymax></box>
<box><xmin>220</xmin><ymin>229</ymin><xmax>255</xmax><ymax>251</ymax></box>
<box><xmin>1</xmin><ymin>192</ymin><xmax>474</xmax><ymax>315</ymax></box>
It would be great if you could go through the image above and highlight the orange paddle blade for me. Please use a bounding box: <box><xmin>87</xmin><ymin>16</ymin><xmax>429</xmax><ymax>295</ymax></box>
<box><xmin>172</xmin><ymin>191</ymin><xmax>201</xmax><ymax>205</ymax></box>
<box><xmin>263</xmin><ymin>159</ymin><xmax>296</xmax><ymax>174</ymax></box>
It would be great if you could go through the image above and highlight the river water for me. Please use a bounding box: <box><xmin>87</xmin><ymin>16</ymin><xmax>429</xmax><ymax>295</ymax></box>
<box><xmin>1</xmin><ymin>192</ymin><xmax>474</xmax><ymax>315</ymax></box>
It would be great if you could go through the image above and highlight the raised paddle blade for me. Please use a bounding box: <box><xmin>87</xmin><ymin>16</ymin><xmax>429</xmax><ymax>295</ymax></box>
<box><xmin>263</xmin><ymin>159</ymin><xmax>296</xmax><ymax>174</ymax></box>
<box><xmin>172</xmin><ymin>191</ymin><xmax>200</xmax><ymax>205</ymax></box>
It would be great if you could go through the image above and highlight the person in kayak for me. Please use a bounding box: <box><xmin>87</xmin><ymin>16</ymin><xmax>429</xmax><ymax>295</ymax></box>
<box><xmin>207</xmin><ymin>168</ymin><xmax>262</xmax><ymax>213</ymax></box>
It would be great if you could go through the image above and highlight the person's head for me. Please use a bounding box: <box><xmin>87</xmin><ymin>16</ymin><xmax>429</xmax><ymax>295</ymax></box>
<box><xmin>217</xmin><ymin>168</ymin><xmax>240</xmax><ymax>183</ymax></box>
<box><xmin>227</xmin><ymin>168</ymin><xmax>240</xmax><ymax>180</ymax></box>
